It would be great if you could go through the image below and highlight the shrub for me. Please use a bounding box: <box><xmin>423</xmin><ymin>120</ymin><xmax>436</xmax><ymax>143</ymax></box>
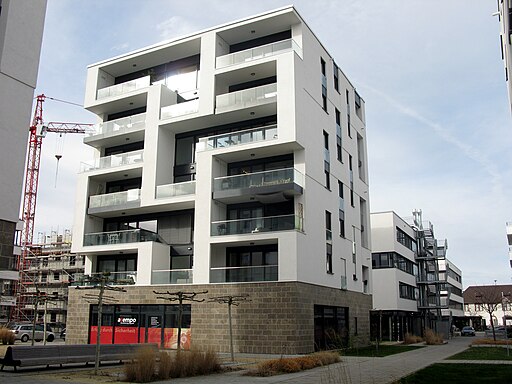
<box><xmin>0</xmin><ymin>327</ymin><xmax>14</xmax><ymax>345</ymax></box>
<box><xmin>247</xmin><ymin>352</ymin><xmax>340</xmax><ymax>376</ymax></box>
<box><xmin>403</xmin><ymin>333</ymin><xmax>423</xmax><ymax>345</ymax></box>
<box><xmin>424</xmin><ymin>328</ymin><xmax>443</xmax><ymax>345</ymax></box>
<box><xmin>169</xmin><ymin>349</ymin><xmax>221</xmax><ymax>378</ymax></box>
<box><xmin>123</xmin><ymin>347</ymin><xmax>157</xmax><ymax>383</ymax></box>
<box><xmin>156</xmin><ymin>351</ymin><xmax>172</xmax><ymax>380</ymax></box>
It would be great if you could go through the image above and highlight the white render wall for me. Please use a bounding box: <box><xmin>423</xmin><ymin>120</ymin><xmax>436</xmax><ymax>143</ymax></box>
<box><xmin>0</xmin><ymin>0</ymin><xmax>47</xmax><ymax>223</ymax></box>
<box><xmin>73</xmin><ymin>7</ymin><xmax>371</xmax><ymax>295</ymax></box>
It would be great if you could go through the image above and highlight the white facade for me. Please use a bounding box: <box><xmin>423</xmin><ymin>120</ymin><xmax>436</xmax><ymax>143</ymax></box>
<box><xmin>0</xmin><ymin>0</ymin><xmax>47</xmax><ymax>321</ymax></box>
<box><xmin>72</xmin><ymin>7</ymin><xmax>371</xmax><ymax>296</ymax></box>
<box><xmin>507</xmin><ymin>222</ymin><xmax>512</xmax><ymax>267</ymax></box>
<box><xmin>497</xmin><ymin>0</ymin><xmax>512</xmax><ymax>114</ymax></box>
<box><xmin>439</xmin><ymin>258</ymin><xmax>464</xmax><ymax>317</ymax></box>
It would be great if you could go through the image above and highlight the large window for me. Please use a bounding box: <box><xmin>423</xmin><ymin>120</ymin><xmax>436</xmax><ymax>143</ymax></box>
<box><xmin>314</xmin><ymin>305</ymin><xmax>349</xmax><ymax>350</ymax></box>
<box><xmin>396</xmin><ymin>227</ymin><xmax>417</xmax><ymax>253</ymax></box>
<box><xmin>372</xmin><ymin>252</ymin><xmax>418</xmax><ymax>276</ymax></box>
<box><xmin>399</xmin><ymin>282</ymin><xmax>418</xmax><ymax>301</ymax></box>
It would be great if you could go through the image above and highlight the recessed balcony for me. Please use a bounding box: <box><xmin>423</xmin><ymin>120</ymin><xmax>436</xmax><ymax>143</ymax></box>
<box><xmin>84</xmin><ymin>113</ymin><xmax>146</xmax><ymax>147</ymax></box>
<box><xmin>152</xmin><ymin>269</ymin><xmax>193</xmax><ymax>284</ymax></box>
<box><xmin>216</xmin><ymin>39</ymin><xmax>302</xmax><ymax>69</ymax></box>
<box><xmin>80</xmin><ymin>149</ymin><xmax>143</xmax><ymax>173</ymax></box>
<box><xmin>161</xmin><ymin>99</ymin><xmax>199</xmax><ymax>120</ymax></box>
<box><xmin>71</xmin><ymin>271</ymin><xmax>137</xmax><ymax>286</ymax></box>
<box><xmin>210</xmin><ymin>265</ymin><xmax>277</xmax><ymax>283</ymax></box>
<box><xmin>211</xmin><ymin>214</ymin><xmax>300</xmax><ymax>236</ymax></box>
<box><xmin>83</xmin><ymin>229</ymin><xmax>165</xmax><ymax>247</ymax></box>
<box><xmin>213</xmin><ymin>167</ymin><xmax>303</xmax><ymax>204</ymax></box>
<box><xmin>97</xmin><ymin>76</ymin><xmax>150</xmax><ymax>100</ymax></box>
<box><xmin>88</xmin><ymin>189</ymin><xmax>141</xmax><ymax>215</ymax></box>
<box><xmin>215</xmin><ymin>83</ymin><xmax>276</xmax><ymax>114</ymax></box>
<box><xmin>156</xmin><ymin>181</ymin><xmax>196</xmax><ymax>199</ymax></box>
<box><xmin>196</xmin><ymin>125</ymin><xmax>277</xmax><ymax>152</ymax></box>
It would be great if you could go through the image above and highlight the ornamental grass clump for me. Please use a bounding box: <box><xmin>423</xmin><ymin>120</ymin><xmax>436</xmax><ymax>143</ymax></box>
<box><xmin>403</xmin><ymin>333</ymin><xmax>423</xmax><ymax>345</ymax></box>
<box><xmin>247</xmin><ymin>351</ymin><xmax>341</xmax><ymax>376</ymax></box>
<box><xmin>424</xmin><ymin>328</ymin><xmax>443</xmax><ymax>345</ymax></box>
<box><xmin>123</xmin><ymin>347</ymin><xmax>157</xmax><ymax>383</ymax></box>
<box><xmin>0</xmin><ymin>327</ymin><xmax>14</xmax><ymax>345</ymax></box>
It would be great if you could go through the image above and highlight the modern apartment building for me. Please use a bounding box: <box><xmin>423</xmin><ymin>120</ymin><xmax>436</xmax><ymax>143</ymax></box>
<box><xmin>0</xmin><ymin>0</ymin><xmax>47</xmax><ymax>323</ymax></box>
<box><xmin>370</xmin><ymin>211</ymin><xmax>463</xmax><ymax>341</ymax></box>
<box><xmin>497</xmin><ymin>0</ymin><xmax>512</xmax><ymax>114</ymax></box>
<box><xmin>68</xmin><ymin>6</ymin><xmax>372</xmax><ymax>353</ymax></box>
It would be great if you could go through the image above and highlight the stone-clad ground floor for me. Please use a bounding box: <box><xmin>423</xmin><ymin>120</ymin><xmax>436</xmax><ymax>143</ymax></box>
<box><xmin>67</xmin><ymin>281</ymin><xmax>371</xmax><ymax>354</ymax></box>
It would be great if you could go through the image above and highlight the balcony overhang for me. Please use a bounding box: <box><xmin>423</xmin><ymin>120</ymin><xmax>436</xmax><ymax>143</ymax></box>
<box><xmin>88</xmin><ymin>200</ymin><xmax>141</xmax><ymax>217</ymax></box>
<box><xmin>213</xmin><ymin>182</ymin><xmax>302</xmax><ymax>204</ymax></box>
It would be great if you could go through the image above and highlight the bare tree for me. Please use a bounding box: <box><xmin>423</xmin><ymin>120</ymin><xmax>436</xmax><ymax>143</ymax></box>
<box><xmin>209</xmin><ymin>294</ymin><xmax>250</xmax><ymax>362</ymax></box>
<box><xmin>474</xmin><ymin>285</ymin><xmax>505</xmax><ymax>341</ymax></box>
<box><xmin>76</xmin><ymin>272</ymin><xmax>126</xmax><ymax>375</ymax></box>
<box><xmin>153</xmin><ymin>290</ymin><xmax>208</xmax><ymax>350</ymax></box>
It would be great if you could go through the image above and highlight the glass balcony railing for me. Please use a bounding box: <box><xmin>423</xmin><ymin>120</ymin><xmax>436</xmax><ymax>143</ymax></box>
<box><xmin>84</xmin><ymin>229</ymin><xmax>165</xmax><ymax>246</ymax></box>
<box><xmin>152</xmin><ymin>269</ymin><xmax>193</xmax><ymax>284</ymax></box>
<box><xmin>156</xmin><ymin>181</ymin><xmax>196</xmax><ymax>199</ymax></box>
<box><xmin>210</xmin><ymin>265</ymin><xmax>278</xmax><ymax>283</ymax></box>
<box><xmin>216</xmin><ymin>39</ymin><xmax>302</xmax><ymax>68</ymax></box>
<box><xmin>87</xmin><ymin>113</ymin><xmax>146</xmax><ymax>137</ymax></box>
<box><xmin>81</xmin><ymin>149</ymin><xmax>144</xmax><ymax>172</ymax></box>
<box><xmin>71</xmin><ymin>271</ymin><xmax>137</xmax><ymax>286</ymax></box>
<box><xmin>196</xmin><ymin>125</ymin><xmax>277</xmax><ymax>151</ymax></box>
<box><xmin>161</xmin><ymin>99</ymin><xmax>199</xmax><ymax>119</ymax></box>
<box><xmin>211</xmin><ymin>214</ymin><xmax>300</xmax><ymax>236</ymax></box>
<box><xmin>89</xmin><ymin>189</ymin><xmax>141</xmax><ymax>209</ymax></box>
<box><xmin>97</xmin><ymin>76</ymin><xmax>150</xmax><ymax>100</ymax></box>
<box><xmin>216</xmin><ymin>83</ymin><xmax>277</xmax><ymax>113</ymax></box>
<box><xmin>213</xmin><ymin>168</ymin><xmax>303</xmax><ymax>192</ymax></box>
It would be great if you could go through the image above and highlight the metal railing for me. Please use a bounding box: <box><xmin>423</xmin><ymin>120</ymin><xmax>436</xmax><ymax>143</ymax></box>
<box><xmin>89</xmin><ymin>189</ymin><xmax>141</xmax><ymax>209</ymax></box>
<box><xmin>155</xmin><ymin>181</ymin><xmax>196</xmax><ymax>199</ymax></box>
<box><xmin>152</xmin><ymin>269</ymin><xmax>193</xmax><ymax>284</ymax></box>
<box><xmin>87</xmin><ymin>113</ymin><xmax>146</xmax><ymax>137</ymax></box>
<box><xmin>210</xmin><ymin>265</ymin><xmax>278</xmax><ymax>283</ymax></box>
<box><xmin>213</xmin><ymin>168</ymin><xmax>303</xmax><ymax>192</ymax></box>
<box><xmin>216</xmin><ymin>39</ymin><xmax>302</xmax><ymax>68</ymax></box>
<box><xmin>161</xmin><ymin>99</ymin><xmax>199</xmax><ymax>119</ymax></box>
<box><xmin>197</xmin><ymin>125</ymin><xmax>277</xmax><ymax>151</ymax></box>
<box><xmin>211</xmin><ymin>214</ymin><xmax>300</xmax><ymax>236</ymax></box>
<box><xmin>81</xmin><ymin>149</ymin><xmax>143</xmax><ymax>172</ymax></box>
<box><xmin>97</xmin><ymin>76</ymin><xmax>150</xmax><ymax>99</ymax></box>
<box><xmin>84</xmin><ymin>229</ymin><xmax>164</xmax><ymax>246</ymax></box>
<box><xmin>216</xmin><ymin>83</ymin><xmax>277</xmax><ymax>113</ymax></box>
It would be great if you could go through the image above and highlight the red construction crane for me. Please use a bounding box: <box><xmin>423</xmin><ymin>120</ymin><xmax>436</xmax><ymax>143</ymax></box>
<box><xmin>14</xmin><ymin>94</ymin><xmax>93</xmax><ymax>321</ymax></box>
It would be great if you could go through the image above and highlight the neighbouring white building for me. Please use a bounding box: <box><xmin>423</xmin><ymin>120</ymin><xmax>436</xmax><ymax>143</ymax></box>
<box><xmin>464</xmin><ymin>284</ymin><xmax>512</xmax><ymax>328</ymax></box>
<box><xmin>68</xmin><ymin>6</ymin><xmax>372</xmax><ymax>353</ymax></box>
<box><xmin>0</xmin><ymin>0</ymin><xmax>47</xmax><ymax>323</ymax></box>
<box><xmin>497</xmin><ymin>0</ymin><xmax>512</xmax><ymax>114</ymax></box>
<box><xmin>370</xmin><ymin>211</ymin><xmax>463</xmax><ymax>341</ymax></box>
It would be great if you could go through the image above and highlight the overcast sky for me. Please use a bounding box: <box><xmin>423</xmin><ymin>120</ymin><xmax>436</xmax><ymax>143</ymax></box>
<box><xmin>31</xmin><ymin>0</ymin><xmax>512</xmax><ymax>287</ymax></box>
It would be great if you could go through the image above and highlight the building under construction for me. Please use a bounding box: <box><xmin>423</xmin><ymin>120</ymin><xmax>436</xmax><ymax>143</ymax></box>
<box><xmin>17</xmin><ymin>230</ymin><xmax>84</xmax><ymax>332</ymax></box>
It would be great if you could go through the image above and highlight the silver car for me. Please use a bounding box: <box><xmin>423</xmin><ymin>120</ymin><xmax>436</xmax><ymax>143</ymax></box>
<box><xmin>10</xmin><ymin>324</ymin><xmax>55</xmax><ymax>342</ymax></box>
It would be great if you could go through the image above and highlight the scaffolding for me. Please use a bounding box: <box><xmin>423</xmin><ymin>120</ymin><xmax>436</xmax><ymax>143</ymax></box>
<box><xmin>17</xmin><ymin>230</ymin><xmax>85</xmax><ymax>331</ymax></box>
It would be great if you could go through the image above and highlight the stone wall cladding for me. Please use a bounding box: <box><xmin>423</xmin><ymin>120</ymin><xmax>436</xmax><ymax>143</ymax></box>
<box><xmin>67</xmin><ymin>282</ymin><xmax>371</xmax><ymax>354</ymax></box>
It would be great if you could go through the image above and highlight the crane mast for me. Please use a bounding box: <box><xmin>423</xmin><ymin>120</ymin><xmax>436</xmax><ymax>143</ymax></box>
<box><xmin>14</xmin><ymin>94</ymin><xmax>92</xmax><ymax>321</ymax></box>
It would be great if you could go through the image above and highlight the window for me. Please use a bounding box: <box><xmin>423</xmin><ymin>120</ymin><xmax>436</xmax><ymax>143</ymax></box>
<box><xmin>321</xmin><ymin>58</ymin><xmax>327</xmax><ymax>112</ymax></box>
<box><xmin>322</xmin><ymin>93</ymin><xmax>327</xmax><ymax>111</ymax></box>
<box><xmin>346</xmin><ymin>90</ymin><xmax>352</xmax><ymax>138</ymax></box>
<box><xmin>333</xmin><ymin>61</ymin><xmax>339</xmax><ymax>92</ymax></box>
<box><xmin>323</xmin><ymin>131</ymin><xmax>329</xmax><ymax>150</ymax></box>
<box><xmin>321</xmin><ymin>58</ymin><xmax>326</xmax><ymax>75</ymax></box>
<box><xmin>396</xmin><ymin>227</ymin><xmax>418</xmax><ymax>253</ymax></box>
<box><xmin>339</xmin><ymin>210</ymin><xmax>345</xmax><ymax>237</ymax></box>
<box><xmin>314</xmin><ymin>305</ymin><xmax>349</xmax><ymax>350</ymax></box>
<box><xmin>372</xmin><ymin>252</ymin><xmax>417</xmax><ymax>275</ymax></box>
<box><xmin>326</xmin><ymin>243</ymin><xmax>333</xmax><ymax>274</ymax></box>
<box><xmin>53</xmin><ymin>272</ymin><xmax>59</xmax><ymax>280</ymax></box>
<box><xmin>399</xmin><ymin>282</ymin><xmax>417</xmax><ymax>301</ymax></box>
<box><xmin>350</xmin><ymin>190</ymin><xmax>354</xmax><ymax>208</ymax></box>
<box><xmin>325</xmin><ymin>210</ymin><xmax>332</xmax><ymax>241</ymax></box>
<box><xmin>335</xmin><ymin>108</ymin><xmax>342</xmax><ymax>162</ymax></box>
<box><xmin>325</xmin><ymin>171</ymin><xmax>330</xmax><ymax>189</ymax></box>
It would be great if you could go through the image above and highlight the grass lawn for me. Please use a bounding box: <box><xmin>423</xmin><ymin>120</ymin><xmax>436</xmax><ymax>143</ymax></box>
<box><xmin>447</xmin><ymin>347</ymin><xmax>512</xmax><ymax>361</ymax></box>
<box><xmin>395</xmin><ymin>363</ymin><xmax>512</xmax><ymax>383</ymax></box>
<box><xmin>342</xmin><ymin>345</ymin><xmax>423</xmax><ymax>357</ymax></box>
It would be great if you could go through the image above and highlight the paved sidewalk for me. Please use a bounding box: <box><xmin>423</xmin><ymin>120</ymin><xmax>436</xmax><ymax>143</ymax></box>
<box><xmin>0</xmin><ymin>337</ymin><xmax>482</xmax><ymax>384</ymax></box>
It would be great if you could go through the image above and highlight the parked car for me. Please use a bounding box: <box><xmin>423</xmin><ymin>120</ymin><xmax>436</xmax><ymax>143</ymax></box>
<box><xmin>60</xmin><ymin>328</ymin><xmax>66</xmax><ymax>340</ymax></box>
<box><xmin>9</xmin><ymin>324</ymin><xmax>55</xmax><ymax>342</ymax></box>
<box><xmin>461</xmin><ymin>326</ymin><xmax>476</xmax><ymax>336</ymax></box>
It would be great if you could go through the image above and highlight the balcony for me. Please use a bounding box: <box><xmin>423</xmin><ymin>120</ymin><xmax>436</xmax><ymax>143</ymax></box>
<box><xmin>84</xmin><ymin>113</ymin><xmax>146</xmax><ymax>146</ymax></box>
<box><xmin>97</xmin><ymin>76</ymin><xmax>150</xmax><ymax>100</ymax></box>
<box><xmin>81</xmin><ymin>149</ymin><xmax>143</xmax><ymax>173</ymax></box>
<box><xmin>88</xmin><ymin>189</ymin><xmax>141</xmax><ymax>215</ymax></box>
<box><xmin>213</xmin><ymin>168</ymin><xmax>303</xmax><ymax>204</ymax></box>
<box><xmin>196</xmin><ymin>125</ymin><xmax>277</xmax><ymax>152</ymax></box>
<box><xmin>211</xmin><ymin>214</ymin><xmax>301</xmax><ymax>236</ymax></box>
<box><xmin>210</xmin><ymin>265</ymin><xmax>277</xmax><ymax>283</ymax></box>
<box><xmin>152</xmin><ymin>269</ymin><xmax>193</xmax><ymax>284</ymax></box>
<box><xmin>84</xmin><ymin>229</ymin><xmax>165</xmax><ymax>246</ymax></box>
<box><xmin>71</xmin><ymin>271</ymin><xmax>137</xmax><ymax>286</ymax></box>
<box><xmin>161</xmin><ymin>99</ymin><xmax>199</xmax><ymax>120</ymax></box>
<box><xmin>216</xmin><ymin>39</ymin><xmax>302</xmax><ymax>68</ymax></box>
<box><xmin>156</xmin><ymin>181</ymin><xmax>196</xmax><ymax>199</ymax></box>
<box><xmin>215</xmin><ymin>83</ymin><xmax>276</xmax><ymax>114</ymax></box>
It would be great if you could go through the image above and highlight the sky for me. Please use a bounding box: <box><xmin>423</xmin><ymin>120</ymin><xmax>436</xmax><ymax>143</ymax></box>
<box><xmin>31</xmin><ymin>0</ymin><xmax>512</xmax><ymax>287</ymax></box>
